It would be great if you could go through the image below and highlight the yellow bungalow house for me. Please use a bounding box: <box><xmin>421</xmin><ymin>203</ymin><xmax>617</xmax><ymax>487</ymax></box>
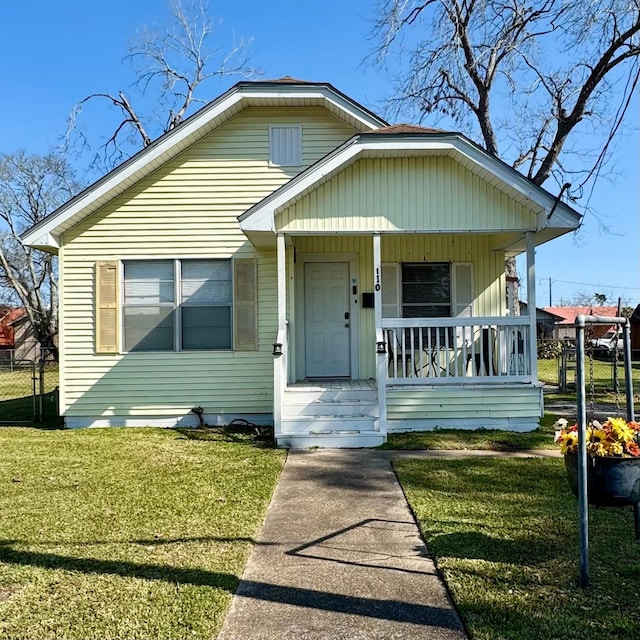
<box><xmin>22</xmin><ymin>78</ymin><xmax>580</xmax><ymax>447</ymax></box>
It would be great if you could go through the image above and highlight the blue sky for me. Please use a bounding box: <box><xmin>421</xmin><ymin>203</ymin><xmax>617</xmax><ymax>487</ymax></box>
<box><xmin>2</xmin><ymin>0</ymin><xmax>638</xmax><ymax>308</ymax></box>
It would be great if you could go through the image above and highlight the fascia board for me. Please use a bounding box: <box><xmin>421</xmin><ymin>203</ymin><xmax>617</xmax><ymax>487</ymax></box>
<box><xmin>22</xmin><ymin>90</ymin><xmax>246</xmax><ymax>247</ymax></box>
<box><xmin>23</xmin><ymin>83</ymin><xmax>385</xmax><ymax>249</ymax></box>
<box><xmin>241</xmin><ymin>140</ymin><xmax>454</xmax><ymax>231</ymax></box>
<box><xmin>444</xmin><ymin>140</ymin><xmax>554</xmax><ymax>215</ymax></box>
<box><xmin>446</xmin><ymin>138</ymin><xmax>580</xmax><ymax>228</ymax></box>
<box><xmin>241</xmin><ymin>137</ymin><xmax>581</xmax><ymax>233</ymax></box>
<box><xmin>361</xmin><ymin>136</ymin><xmax>580</xmax><ymax>228</ymax></box>
<box><xmin>240</xmin><ymin>144</ymin><xmax>365</xmax><ymax>232</ymax></box>
<box><xmin>240</xmin><ymin>87</ymin><xmax>387</xmax><ymax>130</ymax></box>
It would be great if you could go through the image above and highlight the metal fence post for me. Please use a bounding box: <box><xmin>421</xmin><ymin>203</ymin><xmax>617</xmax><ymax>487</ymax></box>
<box><xmin>575</xmin><ymin>316</ymin><xmax>590</xmax><ymax>589</ymax></box>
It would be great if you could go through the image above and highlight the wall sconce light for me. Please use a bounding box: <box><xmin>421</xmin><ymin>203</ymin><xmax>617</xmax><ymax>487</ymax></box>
<box><xmin>272</xmin><ymin>343</ymin><xmax>283</xmax><ymax>356</ymax></box>
<box><xmin>376</xmin><ymin>341</ymin><xmax>387</xmax><ymax>354</ymax></box>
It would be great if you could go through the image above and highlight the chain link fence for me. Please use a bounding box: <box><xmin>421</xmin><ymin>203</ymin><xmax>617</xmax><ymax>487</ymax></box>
<box><xmin>537</xmin><ymin>338</ymin><xmax>630</xmax><ymax>395</ymax></box>
<box><xmin>0</xmin><ymin>348</ymin><xmax>59</xmax><ymax>425</ymax></box>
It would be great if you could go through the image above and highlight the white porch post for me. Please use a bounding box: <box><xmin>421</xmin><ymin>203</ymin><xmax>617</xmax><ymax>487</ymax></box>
<box><xmin>373</xmin><ymin>233</ymin><xmax>387</xmax><ymax>436</ymax></box>
<box><xmin>526</xmin><ymin>232</ymin><xmax>538</xmax><ymax>382</ymax></box>
<box><xmin>273</xmin><ymin>233</ymin><xmax>287</xmax><ymax>438</ymax></box>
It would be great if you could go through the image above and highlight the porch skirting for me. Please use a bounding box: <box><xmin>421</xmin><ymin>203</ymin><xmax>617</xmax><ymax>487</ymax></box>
<box><xmin>385</xmin><ymin>383</ymin><xmax>543</xmax><ymax>433</ymax></box>
<box><xmin>387</xmin><ymin>416</ymin><xmax>539</xmax><ymax>432</ymax></box>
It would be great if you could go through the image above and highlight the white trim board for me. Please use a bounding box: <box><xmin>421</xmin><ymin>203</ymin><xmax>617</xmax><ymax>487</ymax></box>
<box><xmin>22</xmin><ymin>82</ymin><xmax>386</xmax><ymax>252</ymax></box>
<box><xmin>240</xmin><ymin>135</ymin><xmax>582</xmax><ymax>236</ymax></box>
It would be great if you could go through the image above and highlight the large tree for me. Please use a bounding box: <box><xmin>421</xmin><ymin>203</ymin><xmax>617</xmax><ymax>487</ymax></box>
<box><xmin>67</xmin><ymin>0</ymin><xmax>258</xmax><ymax>170</ymax></box>
<box><xmin>371</xmin><ymin>0</ymin><xmax>640</xmax><ymax>304</ymax></box>
<box><xmin>0</xmin><ymin>152</ymin><xmax>82</xmax><ymax>359</ymax></box>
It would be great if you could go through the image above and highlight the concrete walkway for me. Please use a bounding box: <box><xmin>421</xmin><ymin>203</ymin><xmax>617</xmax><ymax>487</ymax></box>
<box><xmin>217</xmin><ymin>450</ymin><xmax>467</xmax><ymax>640</ymax></box>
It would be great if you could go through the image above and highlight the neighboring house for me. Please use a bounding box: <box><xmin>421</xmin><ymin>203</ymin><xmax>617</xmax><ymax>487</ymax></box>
<box><xmin>518</xmin><ymin>302</ymin><xmax>564</xmax><ymax>339</ymax></box>
<box><xmin>22</xmin><ymin>78</ymin><xmax>581</xmax><ymax>447</ymax></box>
<box><xmin>0</xmin><ymin>308</ymin><xmax>41</xmax><ymax>361</ymax></box>
<box><xmin>545</xmin><ymin>306</ymin><xmax>619</xmax><ymax>341</ymax></box>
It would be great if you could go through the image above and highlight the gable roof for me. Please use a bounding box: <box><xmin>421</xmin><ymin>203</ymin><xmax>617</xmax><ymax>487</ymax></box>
<box><xmin>545</xmin><ymin>306</ymin><xmax>619</xmax><ymax>325</ymax></box>
<box><xmin>239</xmin><ymin>130</ymin><xmax>581</xmax><ymax>244</ymax></box>
<box><xmin>21</xmin><ymin>79</ymin><xmax>388</xmax><ymax>252</ymax></box>
<box><xmin>372</xmin><ymin>123</ymin><xmax>444</xmax><ymax>134</ymax></box>
<box><xmin>519</xmin><ymin>302</ymin><xmax>564</xmax><ymax>321</ymax></box>
<box><xmin>0</xmin><ymin>308</ymin><xmax>27</xmax><ymax>348</ymax></box>
<box><xmin>544</xmin><ymin>305</ymin><xmax>620</xmax><ymax>338</ymax></box>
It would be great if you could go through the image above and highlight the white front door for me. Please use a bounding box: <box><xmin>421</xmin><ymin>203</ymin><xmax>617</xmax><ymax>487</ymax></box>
<box><xmin>304</xmin><ymin>262</ymin><xmax>351</xmax><ymax>378</ymax></box>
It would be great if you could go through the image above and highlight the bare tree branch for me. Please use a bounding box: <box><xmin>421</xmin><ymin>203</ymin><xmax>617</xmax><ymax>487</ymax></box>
<box><xmin>370</xmin><ymin>0</ymin><xmax>640</xmax><ymax>313</ymax></box>
<box><xmin>0</xmin><ymin>152</ymin><xmax>82</xmax><ymax>358</ymax></box>
<box><xmin>65</xmin><ymin>0</ymin><xmax>259</xmax><ymax>170</ymax></box>
<box><xmin>371</xmin><ymin>0</ymin><xmax>640</xmax><ymax>187</ymax></box>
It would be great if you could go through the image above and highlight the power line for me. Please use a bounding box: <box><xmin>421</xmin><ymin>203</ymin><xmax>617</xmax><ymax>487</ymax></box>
<box><xmin>539</xmin><ymin>278</ymin><xmax>640</xmax><ymax>292</ymax></box>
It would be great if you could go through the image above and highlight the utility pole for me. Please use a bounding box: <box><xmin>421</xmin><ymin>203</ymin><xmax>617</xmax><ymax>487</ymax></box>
<box><xmin>549</xmin><ymin>278</ymin><xmax>552</xmax><ymax>307</ymax></box>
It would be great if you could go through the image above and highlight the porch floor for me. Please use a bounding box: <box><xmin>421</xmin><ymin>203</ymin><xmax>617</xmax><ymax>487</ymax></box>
<box><xmin>289</xmin><ymin>378</ymin><xmax>377</xmax><ymax>391</ymax></box>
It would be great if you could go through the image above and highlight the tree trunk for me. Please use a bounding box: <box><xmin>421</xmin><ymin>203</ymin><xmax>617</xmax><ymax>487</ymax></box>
<box><xmin>505</xmin><ymin>256</ymin><xmax>520</xmax><ymax>316</ymax></box>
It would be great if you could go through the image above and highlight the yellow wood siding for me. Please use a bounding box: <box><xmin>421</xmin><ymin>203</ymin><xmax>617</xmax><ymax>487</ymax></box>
<box><xmin>278</xmin><ymin>156</ymin><xmax>536</xmax><ymax>232</ymax></box>
<box><xmin>291</xmin><ymin>234</ymin><xmax>505</xmax><ymax>379</ymax></box>
<box><xmin>60</xmin><ymin>107</ymin><xmax>358</xmax><ymax>420</ymax></box>
<box><xmin>387</xmin><ymin>386</ymin><xmax>541</xmax><ymax>421</ymax></box>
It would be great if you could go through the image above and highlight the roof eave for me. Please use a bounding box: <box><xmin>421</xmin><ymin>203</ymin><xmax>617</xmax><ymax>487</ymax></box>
<box><xmin>22</xmin><ymin>81</ymin><xmax>386</xmax><ymax>249</ymax></box>
<box><xmin>239</xmin><ymin>133</ymin><xmax>582</xmax><ymax>234</ymax></box>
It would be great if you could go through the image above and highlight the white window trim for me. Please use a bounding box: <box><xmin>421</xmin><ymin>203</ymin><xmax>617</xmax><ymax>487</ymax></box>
<box><xmin>382</xmin><ymin>261</ymin><xmax>474</xmax><ymax>319</ymax></box>
<box><xmin>120</xmin><ymin>258</ymin><xmax>234</xmax><ymax>353</ymax></box>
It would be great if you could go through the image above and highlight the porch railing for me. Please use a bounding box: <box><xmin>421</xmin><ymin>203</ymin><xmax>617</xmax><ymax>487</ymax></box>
<box><xmin>381</xmin><ymin>317</ymin><xmax>532</xmax><ymax>384</ymax></box>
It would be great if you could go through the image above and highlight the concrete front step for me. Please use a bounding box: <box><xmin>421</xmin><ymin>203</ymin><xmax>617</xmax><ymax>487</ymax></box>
<box><xmin>282</xmin><ymin>401</ymin><xmax>379</xmax><ymax>417</ymax></box>
<box><xmin>280</xmin><ymin>416</ymin><xmax>378</xmax><ymax>434</ymax></box>
<box><xmin>283</xmin><ymin>389</ymin><xmax>378</xmax><ymax>404</ymax></box>
<box><xmin>276</xmin><ymin>431</ymin><xmax>386</xmax><ymax>449</ymax></box>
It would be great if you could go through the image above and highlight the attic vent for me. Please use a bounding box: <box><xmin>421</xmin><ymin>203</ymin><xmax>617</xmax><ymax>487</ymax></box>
<box><xmin>269</xmin><ymin>126</ymin><xmax>302</xmax><ymax>166</ymax></box>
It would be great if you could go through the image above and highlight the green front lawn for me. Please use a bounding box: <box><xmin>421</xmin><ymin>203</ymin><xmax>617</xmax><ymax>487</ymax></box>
<box><xmin>395</xmin><ymin>457</ymin><xmax>640</xmax><ymax>639</ymax></box>
<box><xmin>380</xmin><ymin>413</ymin><xmax>560</xmax><ymax>450</ymax></box>
<box><xmin>0</xmin><ymin>427</ymin><xmax>285</xmax><ymax>640</ymax></box>
<box><xmin>539</xmin><ymin>358</ymin><xmax>640</xmax><ymax>407</ymax></box>
<box><xmin>0</xmin><ymin>364</ymin><xmax>60</xmax><ymax>424</ymax></box>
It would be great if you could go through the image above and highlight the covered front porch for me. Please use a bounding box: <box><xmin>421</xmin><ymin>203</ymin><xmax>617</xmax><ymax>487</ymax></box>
<box><xmin>238</xmin><ymin>130</ymin><xmax>580</xmax><ymax>447</ymax></box>
<box><xmin>271</xmin><ymin>231</ymin><xmax>542</xmax><ymax>448</ymax></box>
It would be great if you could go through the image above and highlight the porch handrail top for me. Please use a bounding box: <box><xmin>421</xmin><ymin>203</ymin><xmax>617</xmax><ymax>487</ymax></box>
<box><xmin>381</xmin><ymin>316</ymin><xmax>531</xmax><ymax>328</ymax></box>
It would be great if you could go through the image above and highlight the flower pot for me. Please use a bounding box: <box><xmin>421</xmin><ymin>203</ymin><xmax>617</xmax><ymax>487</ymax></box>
<box><xmin>564</xmin><ymin>452</ymin><xmax>640</xmax><ymax>507</ymax></box>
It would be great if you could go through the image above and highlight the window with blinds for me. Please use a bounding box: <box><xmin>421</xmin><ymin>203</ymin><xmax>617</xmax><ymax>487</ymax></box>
<box><xmin>381</xmin><ymin>262</ymin><xmax>473</xmax><ymax>319</ymax></box>
<box><xmin>122</xmin><ymin>259</ymin><xmax>232</xmax><ymax>351</ymax></box>
<box><xmin>181</xmin><ymin>260</ymin><xmax>232</xmax><ymax>350</ymax></box>
<box><xmin>123</xmin><ymin>260</ymin><xmax>175</xmax><ymax>351</ymax></box>
<box><xmin>401</xmin><ymin>263</ymin><xmax>451</xmax><ymax>318</ymax></box>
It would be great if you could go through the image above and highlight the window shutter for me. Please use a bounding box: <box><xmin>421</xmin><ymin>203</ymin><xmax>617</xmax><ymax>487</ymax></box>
<box><xmin>96</xmin><ymin>261</ymin><xmax>120</xmax><ymax>353</ymax></box>
<box><xmin>452</xmin><ymin>263</ymin><xmax>473</xmax><ymax>317</ymax></box>
<box><xmin>233</xmin><ymin>258</ymin><xmax>258</xmax><ymax>351</ymax></box>
<box><xmin>381</xmin><ymin>264</ymin><xmax>400</xmax><ymax>318</ymax></box>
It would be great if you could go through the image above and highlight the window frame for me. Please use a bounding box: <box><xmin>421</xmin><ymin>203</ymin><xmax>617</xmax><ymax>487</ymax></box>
<box><xmin>400</xmin><ymin>262</ymin><xmax>451</xmax><ymax>318</ymax></box>
<box><xmin>121</xmin><ymin>258</ymin><xmax>234</xmax><ymax>353</ymax></box>
<box><xmin>381</xmin><ymin>261</ymin><xmax>474</xmax><ymax>319</ymax></box>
